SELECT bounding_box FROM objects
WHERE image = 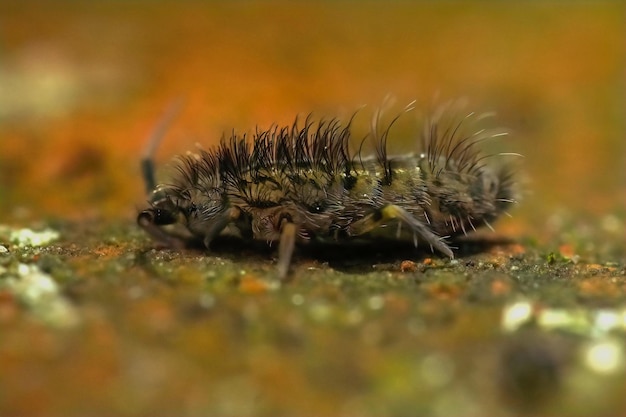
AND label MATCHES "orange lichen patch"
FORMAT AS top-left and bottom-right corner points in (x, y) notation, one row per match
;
(238, 274), (271, 294)
(490, 279), (512, 296)
(508, 244), (526, 255)
(559, 244), (577, 259)
(384, 294), (410, 314)
(91, 245), (127, 258)
(423, 258), (433, 266)
(581, 264), (606, 274)
(578, 276), (621, 299)
(487, 246), (518, 262)
(400, 260), (417, 272)
(0, 290), (20, 323)
(129, 298), (176, 336)
(423, 282), (463, 300)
